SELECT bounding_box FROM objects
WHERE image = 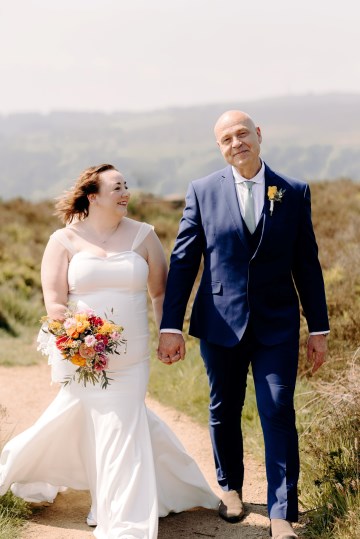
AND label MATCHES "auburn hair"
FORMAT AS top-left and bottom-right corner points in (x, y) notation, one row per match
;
(54, 164), (117, 224)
